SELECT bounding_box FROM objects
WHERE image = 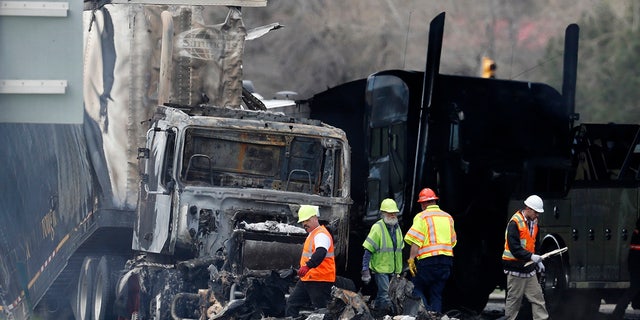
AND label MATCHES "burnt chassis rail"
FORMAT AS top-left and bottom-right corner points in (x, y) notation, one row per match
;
(169, 267), (298, 320)
(119, 227), (305, 320)
(185, 227), (305, 319)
